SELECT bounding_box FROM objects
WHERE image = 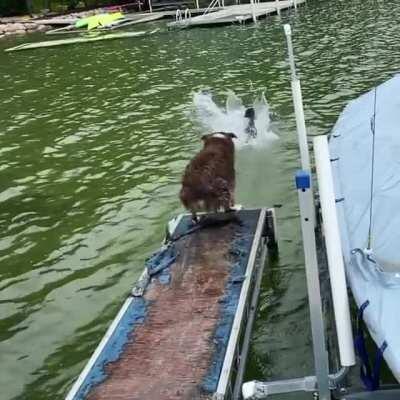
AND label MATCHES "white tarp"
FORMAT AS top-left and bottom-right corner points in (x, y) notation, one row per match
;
(329, 74), (400, 382)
